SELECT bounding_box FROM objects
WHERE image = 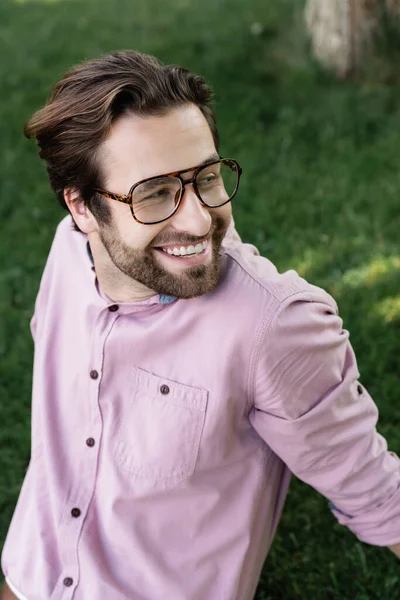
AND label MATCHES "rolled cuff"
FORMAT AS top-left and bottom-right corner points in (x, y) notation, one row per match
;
(328, 451), (400, 547)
